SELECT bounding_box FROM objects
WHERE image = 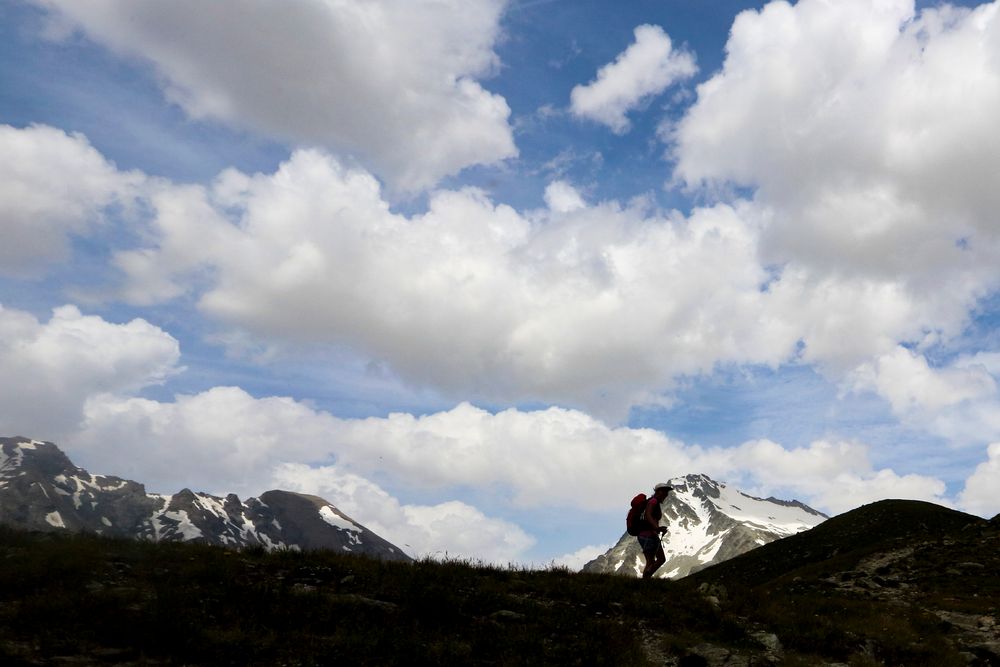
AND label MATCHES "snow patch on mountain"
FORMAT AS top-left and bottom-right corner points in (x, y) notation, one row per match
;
(713, 483), (822, 534)
(319, 505), (362, 533)
(583, 473), (826, 579)
(154, 509), (203, 540)
(0, 436), (411, 561)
